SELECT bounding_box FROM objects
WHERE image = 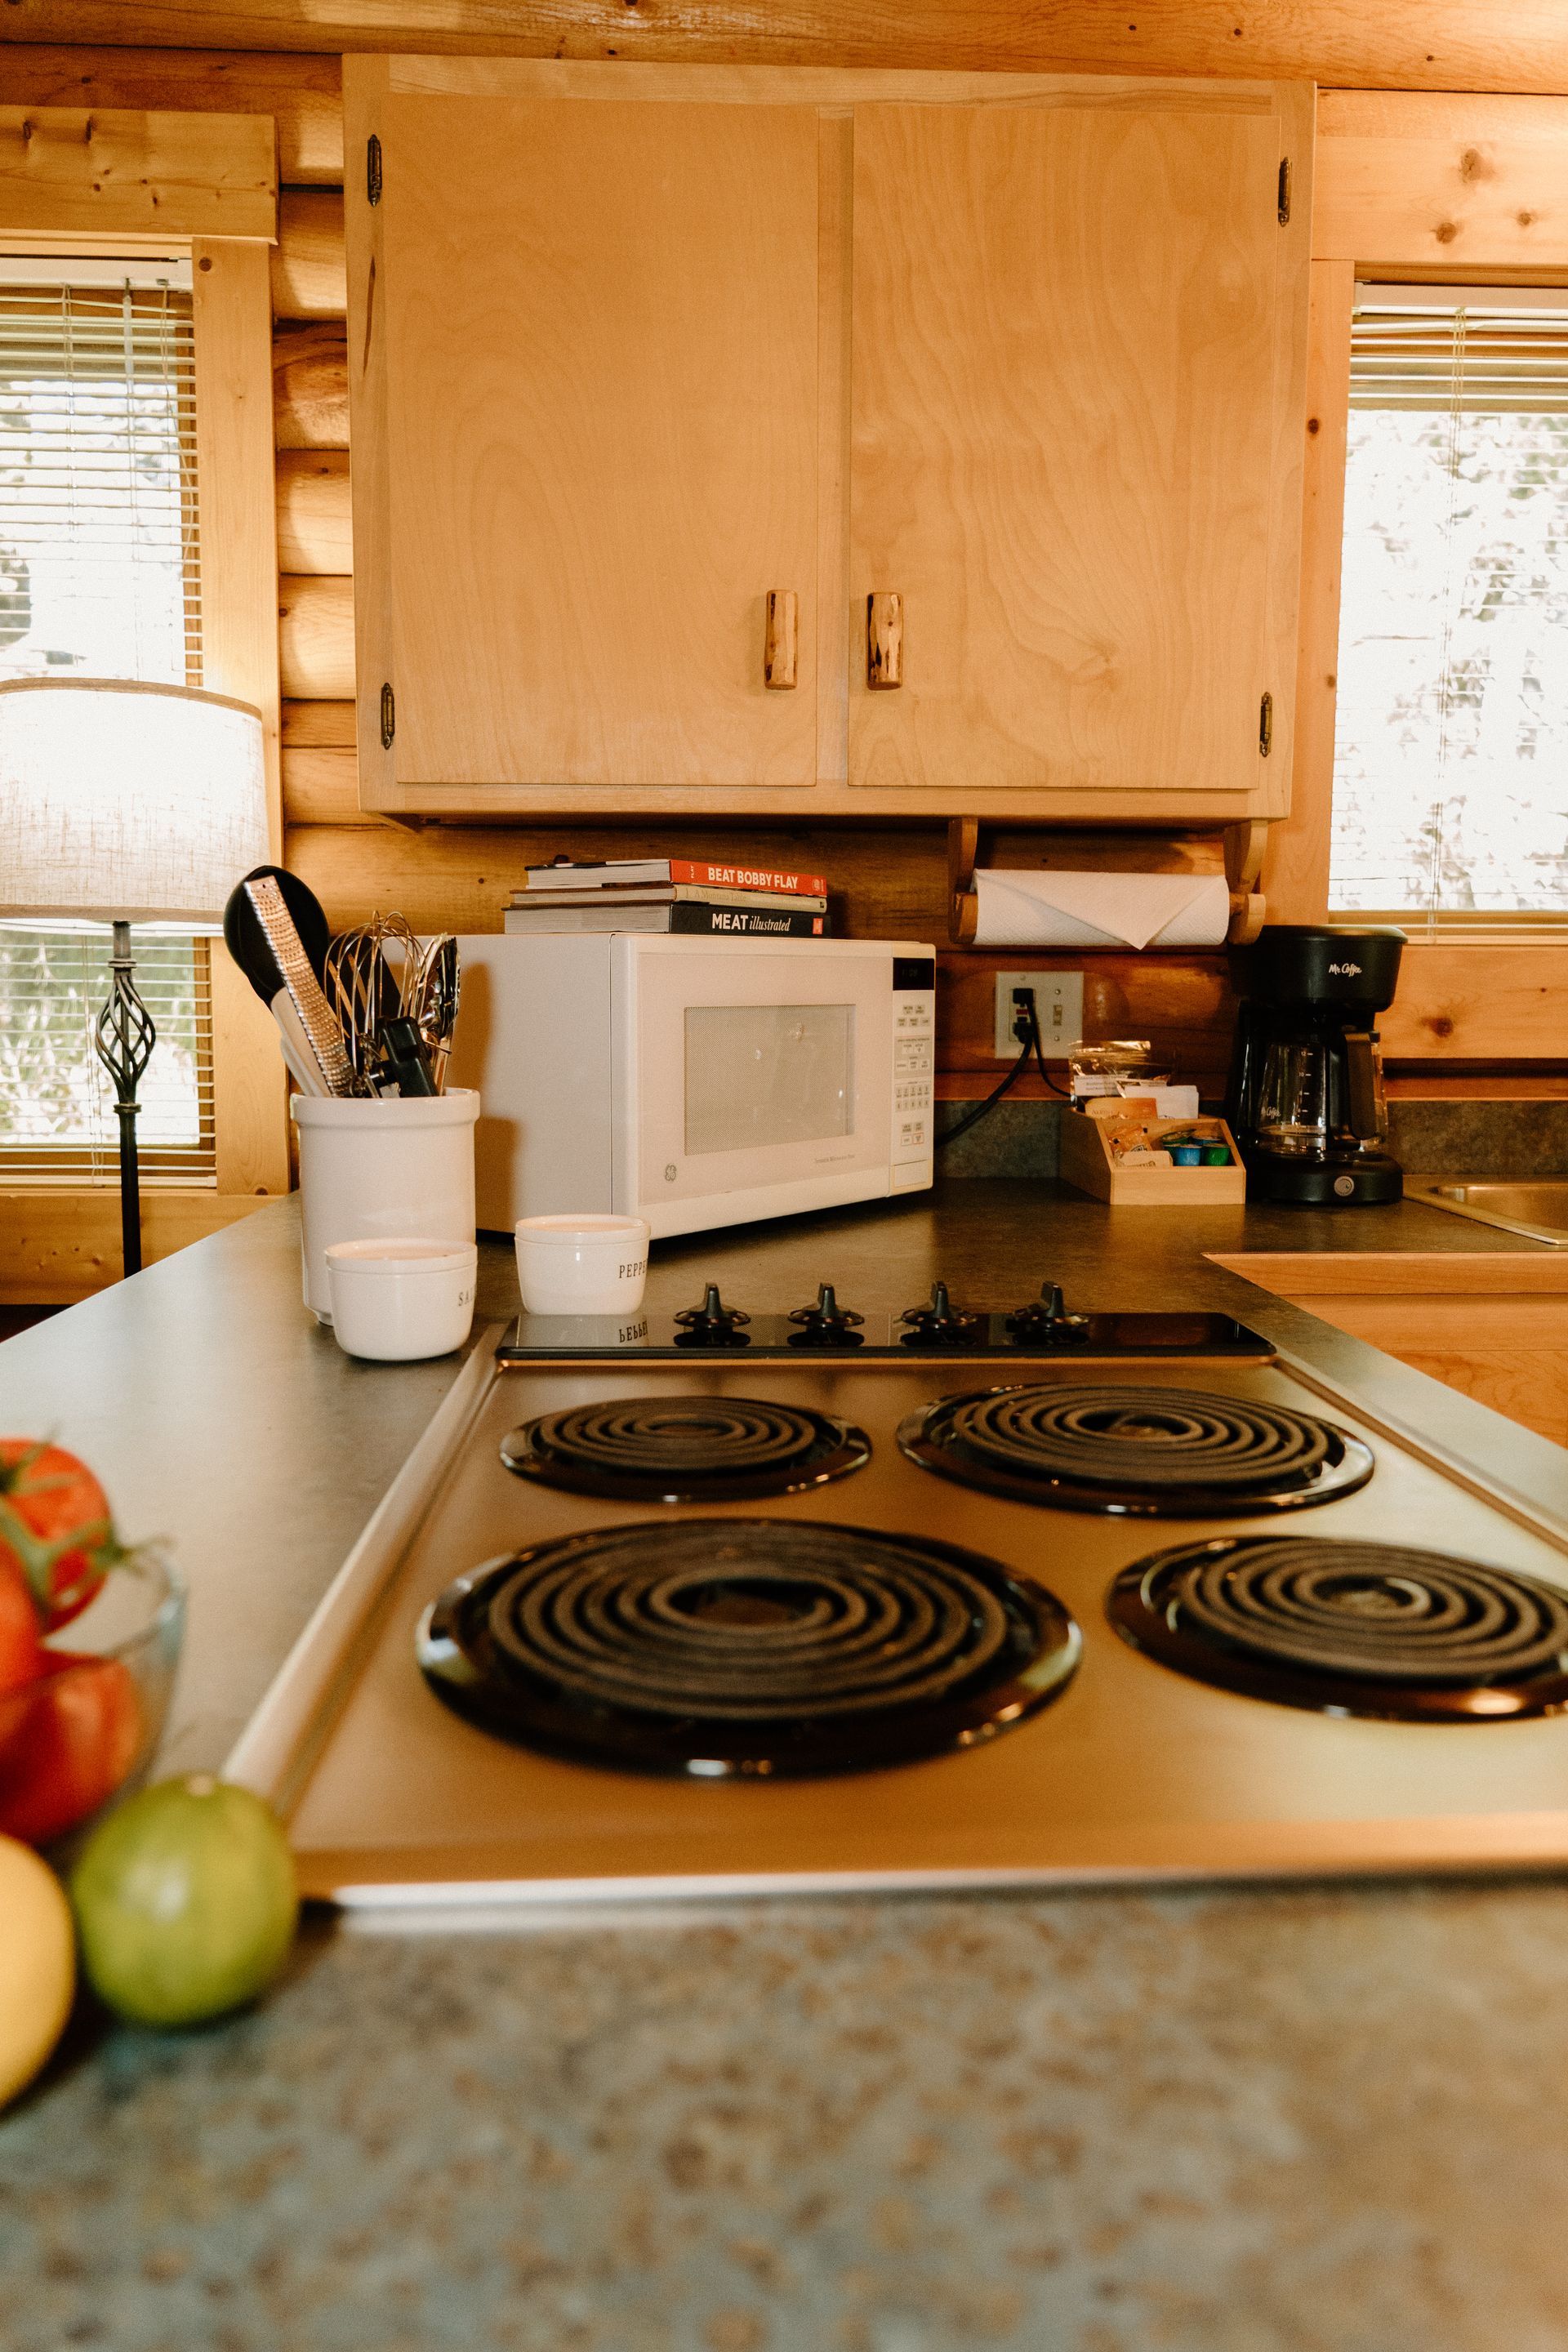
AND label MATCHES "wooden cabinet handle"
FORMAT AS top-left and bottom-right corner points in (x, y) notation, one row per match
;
(867, 592), (903, 689)
(764, 590), (798, 690)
